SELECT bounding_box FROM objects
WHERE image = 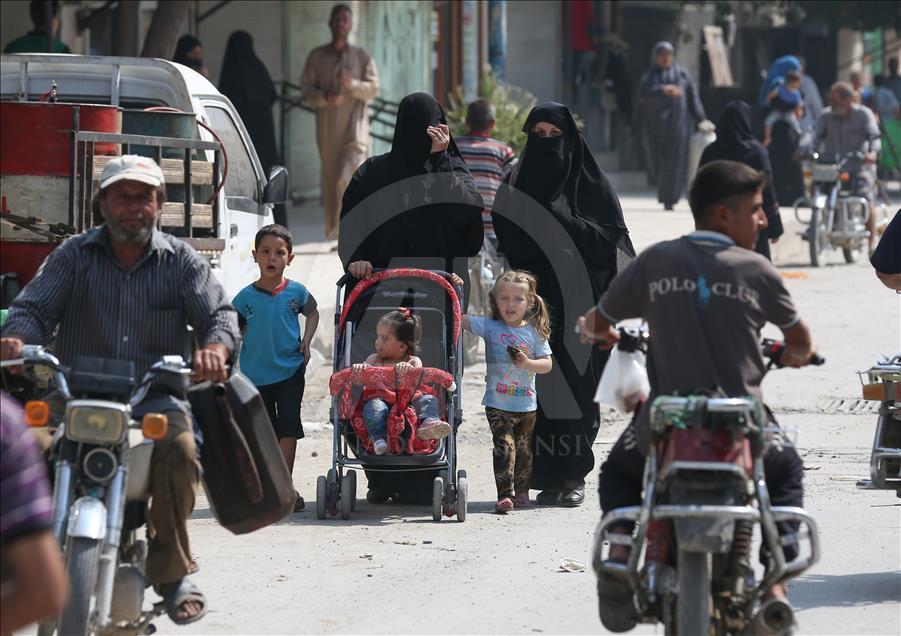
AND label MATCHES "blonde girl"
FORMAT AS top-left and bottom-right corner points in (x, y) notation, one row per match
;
(462, 271), (552, 513)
